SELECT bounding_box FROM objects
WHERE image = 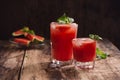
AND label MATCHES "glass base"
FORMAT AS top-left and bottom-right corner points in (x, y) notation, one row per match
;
(50, 59), (73, 68)
(74, 61), (95, 69)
